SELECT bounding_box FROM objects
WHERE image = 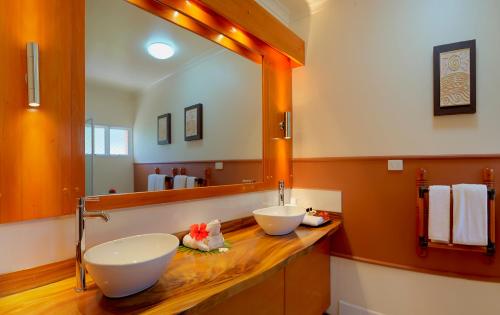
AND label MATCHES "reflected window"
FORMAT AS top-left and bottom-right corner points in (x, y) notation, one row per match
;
(94, 126), (107, 155)
(109, 128), (130, 156)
